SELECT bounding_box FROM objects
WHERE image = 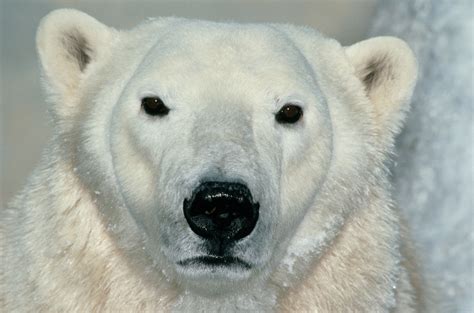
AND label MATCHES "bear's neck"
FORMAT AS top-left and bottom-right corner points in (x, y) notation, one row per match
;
(4, 155), (177, 311)
(171, 287), (279, 313)
(275, 198), (403, 311)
